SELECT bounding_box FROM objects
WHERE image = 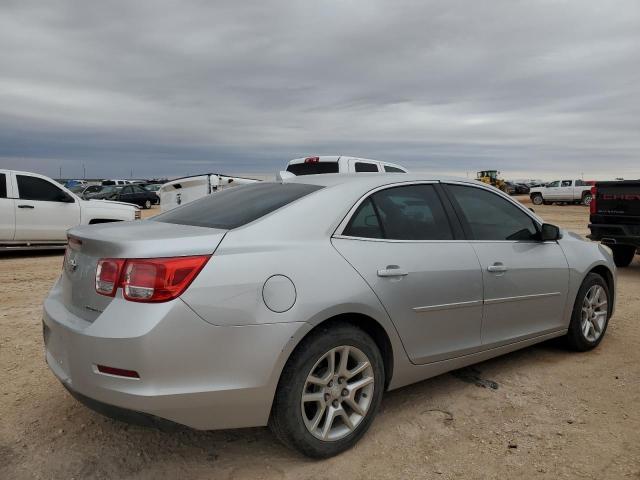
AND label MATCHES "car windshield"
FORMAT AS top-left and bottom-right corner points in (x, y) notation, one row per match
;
(152, 182), (323, 229)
